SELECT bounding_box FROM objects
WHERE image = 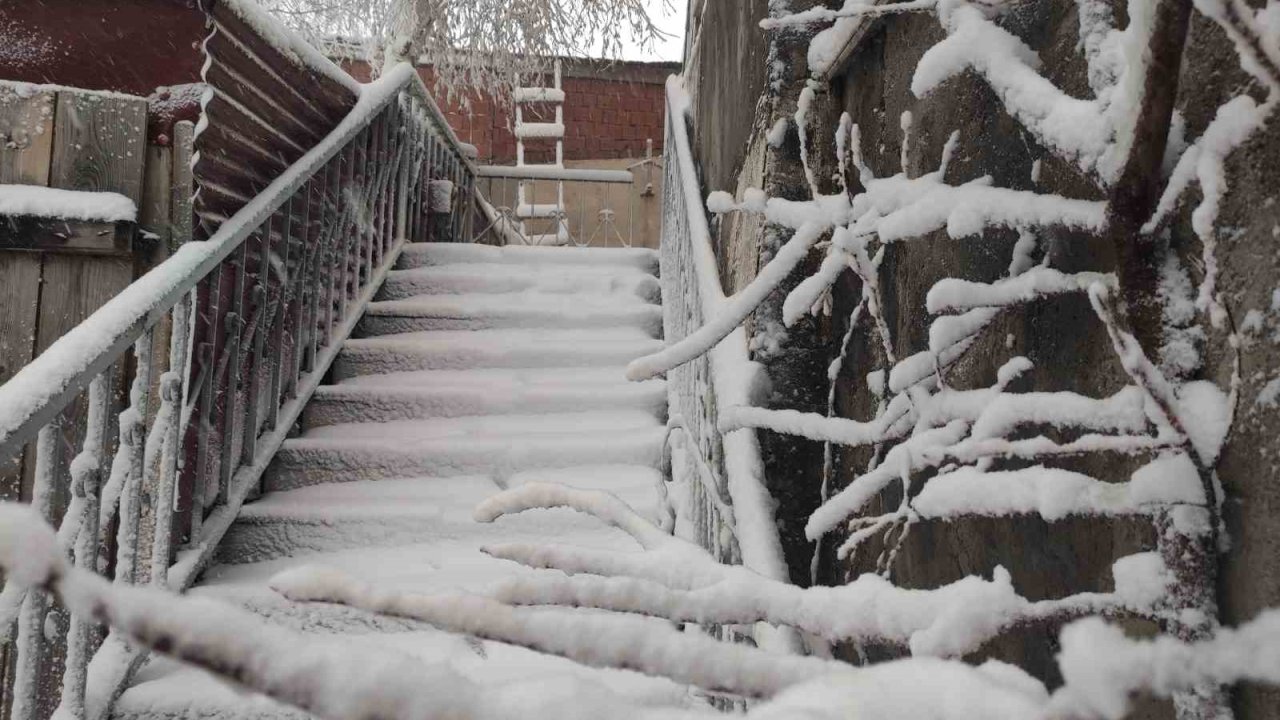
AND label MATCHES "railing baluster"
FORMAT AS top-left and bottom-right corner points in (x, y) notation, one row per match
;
(452, 155), (464, 243)
(242, 216), (272, 466)
(185, 337), (213, 546)
(267, 199), (294, 432)
(217, 243), (248, 506)
(304, 168), (330, 370)
(115, 332), (153, 585)
(321, 154), (343, 349)
(360, 121), (375, 286)
(292, 178), (318, 389)
(337, 141), (357, 324)
(395, 103), (411, 244)
(10, 420), (61, 719)
(150, 292), (192, 587)
(376, 109), (391, 267)
(57, 371), (114, 718)
(362, 123), (378, 284)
